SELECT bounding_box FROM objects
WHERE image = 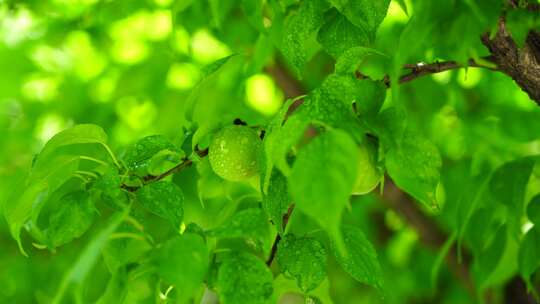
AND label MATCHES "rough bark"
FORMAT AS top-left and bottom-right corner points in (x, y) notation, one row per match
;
(481, 20), (540, 105)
